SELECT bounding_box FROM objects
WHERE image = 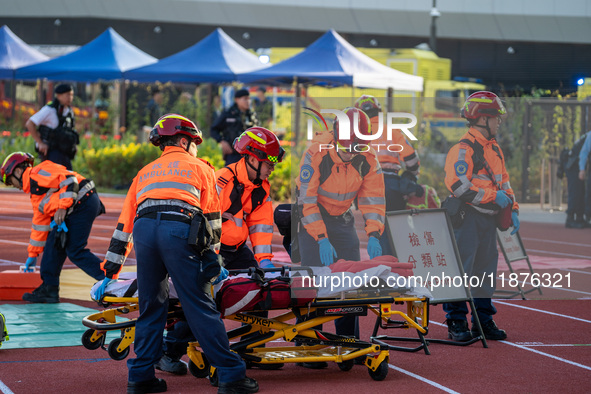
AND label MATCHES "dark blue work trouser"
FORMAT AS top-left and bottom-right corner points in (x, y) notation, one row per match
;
(566, 166), (585, 217)
(442, 207), (499, 325)
(584, 167), (591, 217)
(40, 192), (104, 286)
(379, 173), (407, 256)
(128, 215), (245, 384)
(162, 244), (263, 360)
(297, 209), (360, 337)
(46, 149), (72, 170)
